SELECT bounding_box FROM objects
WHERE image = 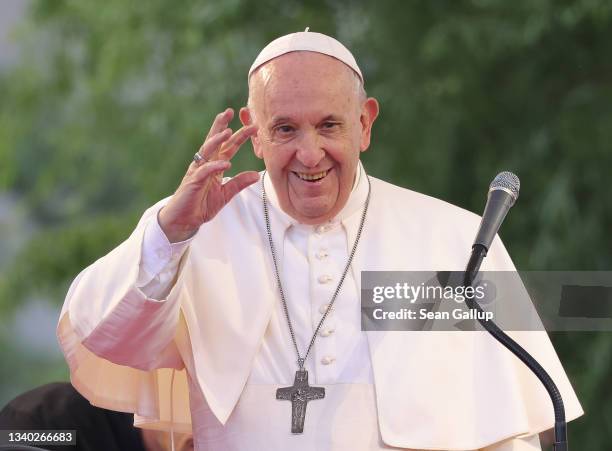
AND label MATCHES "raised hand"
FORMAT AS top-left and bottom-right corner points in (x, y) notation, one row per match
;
(158, 108), (259, 243)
